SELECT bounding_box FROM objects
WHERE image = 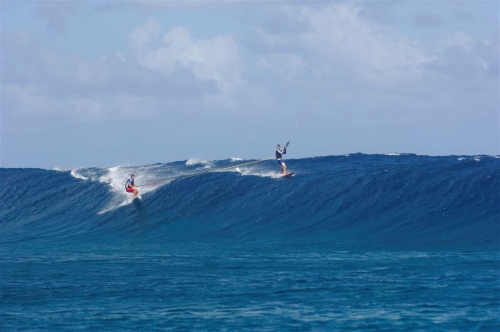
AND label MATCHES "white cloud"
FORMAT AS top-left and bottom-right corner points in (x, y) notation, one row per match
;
(478, 58), (489, 70)
(129, 19), (242, 93)
(256, 52), (307, 79)
(448, 31), (476, 53)
(254, 3), (436, 83)
(68, 96), (106, 120)
(3, 83), (108, 120)
(2, 84), (61, 117)
(2, 83), (155, 121)
(129, 17), (161, 52)
(115, 51), (126, 62)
